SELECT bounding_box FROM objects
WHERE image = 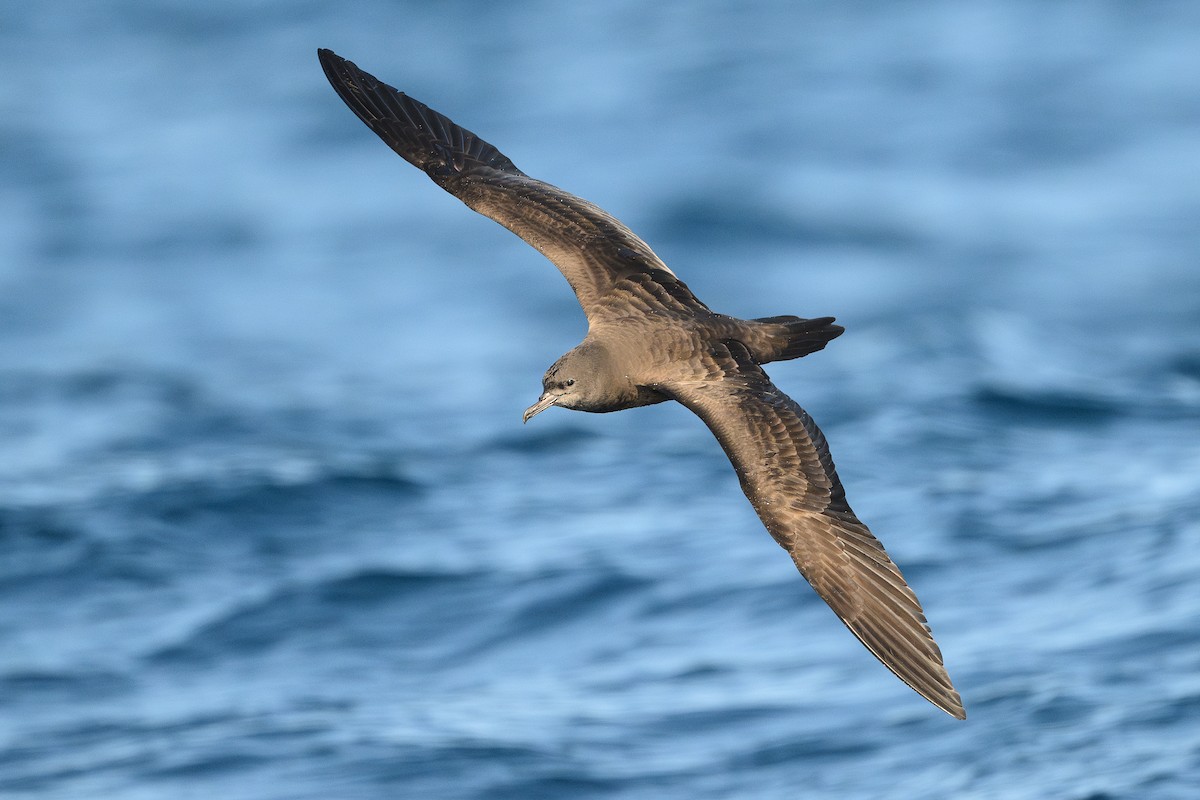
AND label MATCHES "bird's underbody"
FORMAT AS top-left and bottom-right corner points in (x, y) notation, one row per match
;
(318, 48), (965, 719)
